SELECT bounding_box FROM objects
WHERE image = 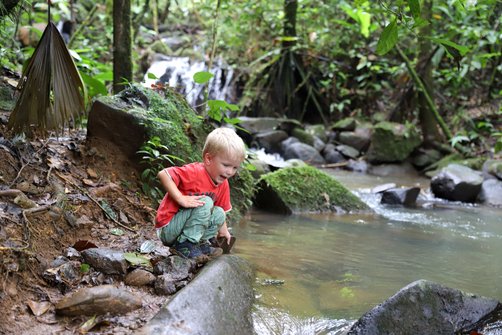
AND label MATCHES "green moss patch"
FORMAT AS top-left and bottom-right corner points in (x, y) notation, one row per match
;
(254, 165), (369, 214)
